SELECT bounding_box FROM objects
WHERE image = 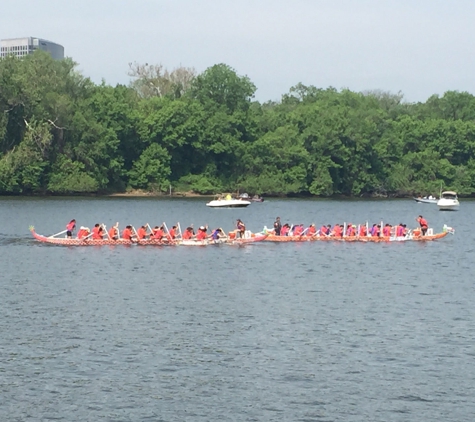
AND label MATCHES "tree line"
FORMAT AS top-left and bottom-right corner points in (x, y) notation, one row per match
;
(1, 51), (475, 197)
